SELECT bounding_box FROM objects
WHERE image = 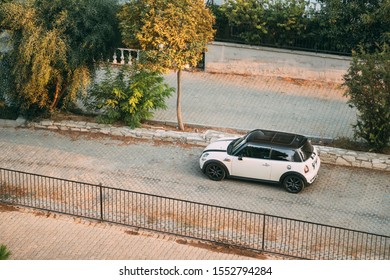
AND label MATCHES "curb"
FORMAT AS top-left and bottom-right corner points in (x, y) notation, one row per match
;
(2, 118), (390, 172)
